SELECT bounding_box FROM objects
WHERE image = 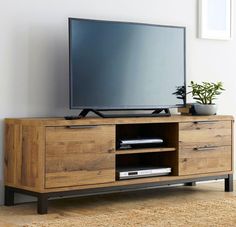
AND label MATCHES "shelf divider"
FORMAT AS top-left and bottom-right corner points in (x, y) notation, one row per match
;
(116, 147), (176, 155)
